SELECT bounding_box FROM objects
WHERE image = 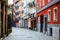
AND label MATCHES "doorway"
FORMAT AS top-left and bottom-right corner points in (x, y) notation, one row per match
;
(40, 15), (43, 32)
(1, 13), (3, 37)
(31, 20), (36, 30)
(5, 15), (6, 34)
(34, 19), (36, 30)
(50, 28), (52, 36)
(37, 17), (40, 32)
(24, 19), (28, 29)
(44, 17), (47, 33)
